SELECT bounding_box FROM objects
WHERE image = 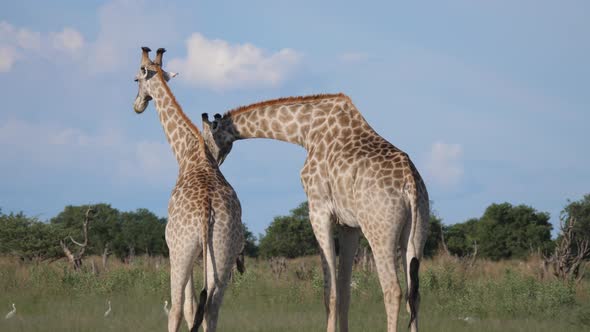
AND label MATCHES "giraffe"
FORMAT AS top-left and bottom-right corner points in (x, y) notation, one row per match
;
(132, 47), (244, 332)
(201, 94), (429, 332)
